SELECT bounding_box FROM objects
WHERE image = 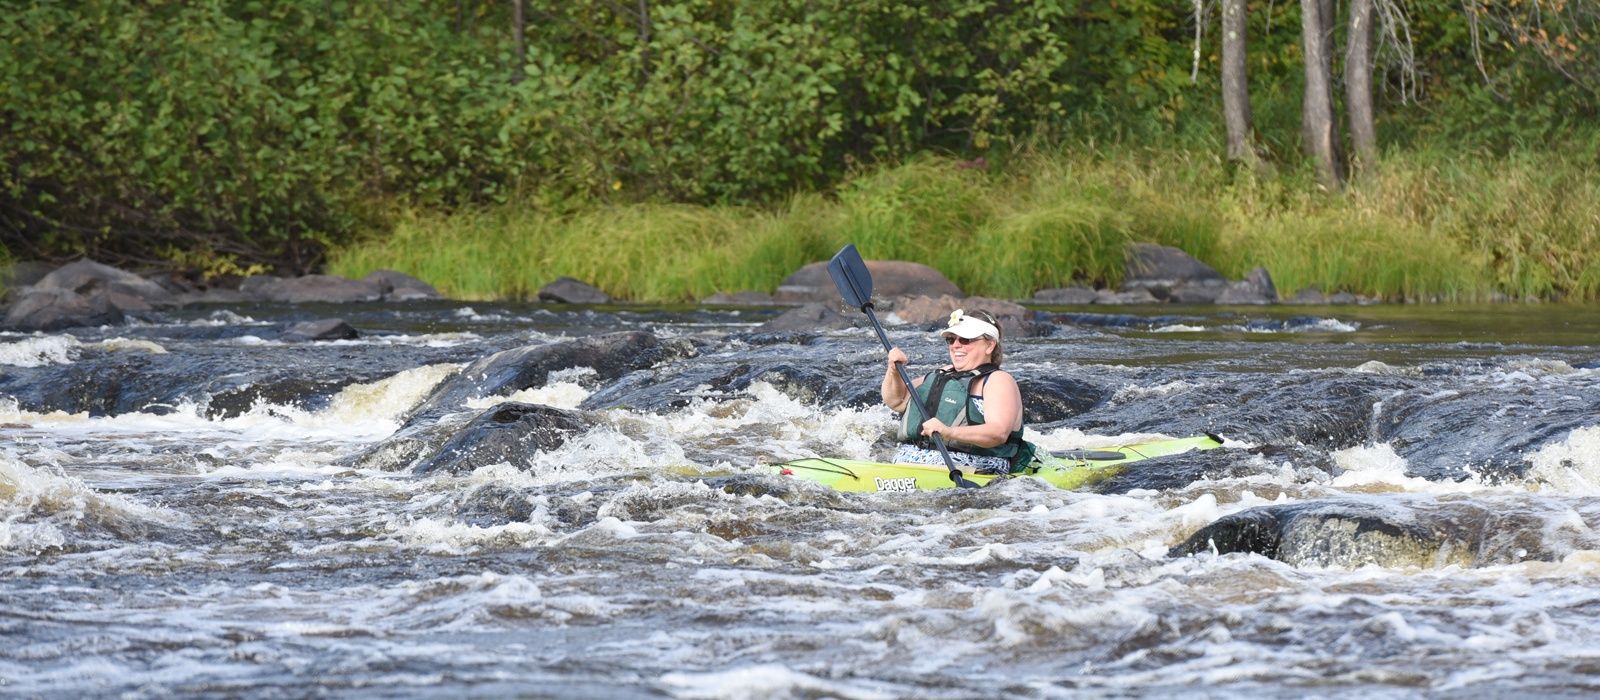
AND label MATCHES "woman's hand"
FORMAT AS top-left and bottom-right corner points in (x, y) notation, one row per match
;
(919, 417), (950, 438)
(887, 347), (908, 367)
